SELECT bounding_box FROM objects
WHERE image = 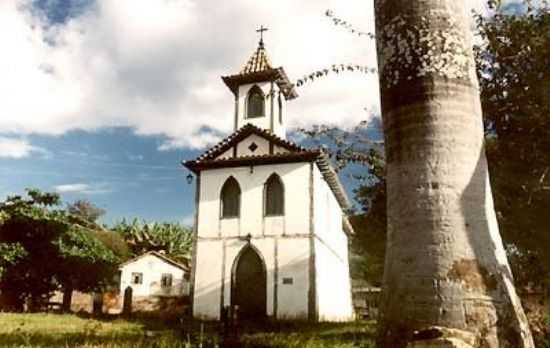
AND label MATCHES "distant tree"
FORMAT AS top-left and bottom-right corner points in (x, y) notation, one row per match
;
(67, 199), (106, 224)
(0, 189), (118, 312)
(474, 2), (550, 291)
(112, 219), (192, 263)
